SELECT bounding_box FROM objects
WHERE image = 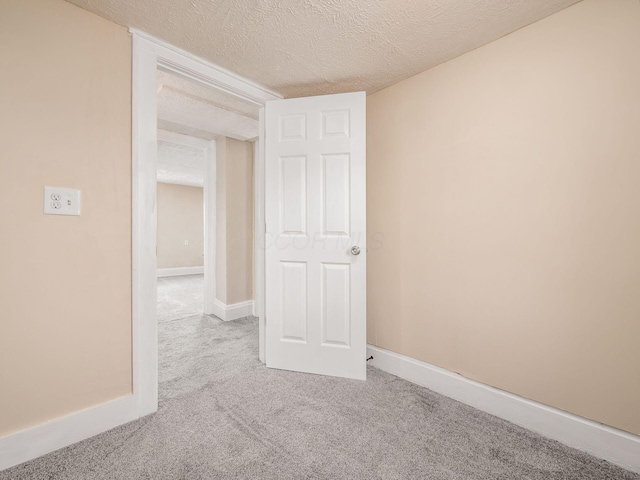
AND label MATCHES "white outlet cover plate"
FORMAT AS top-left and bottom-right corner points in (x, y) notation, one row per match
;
(44, 186), (81, 216)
